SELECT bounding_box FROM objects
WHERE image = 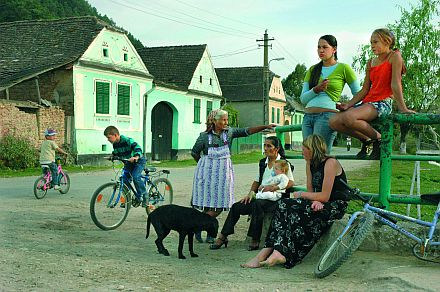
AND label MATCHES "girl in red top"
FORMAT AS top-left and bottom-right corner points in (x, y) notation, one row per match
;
(329, 28), (415, 159)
